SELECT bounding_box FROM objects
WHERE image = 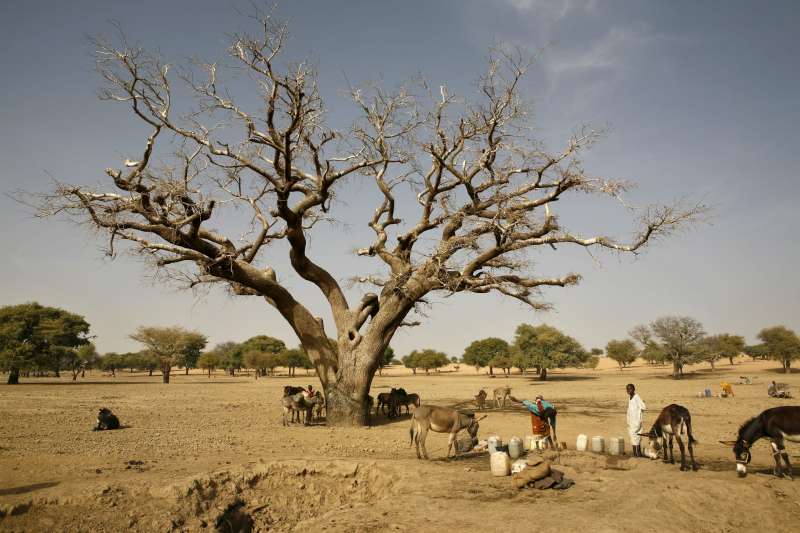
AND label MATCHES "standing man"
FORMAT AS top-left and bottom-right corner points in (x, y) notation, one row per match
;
(626, 384), (646, 457)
